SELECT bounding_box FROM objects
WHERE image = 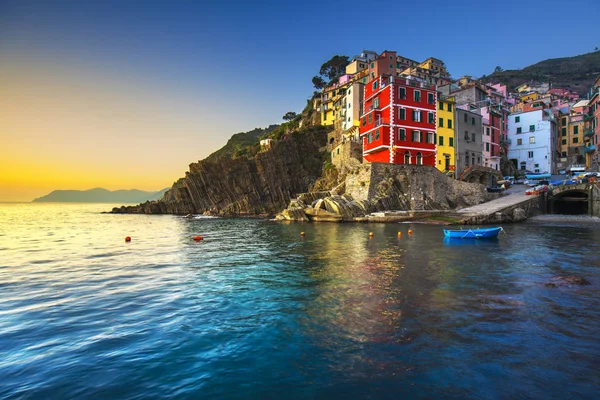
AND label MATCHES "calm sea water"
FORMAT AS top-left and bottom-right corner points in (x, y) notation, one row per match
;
(1, 203), (600, 399)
